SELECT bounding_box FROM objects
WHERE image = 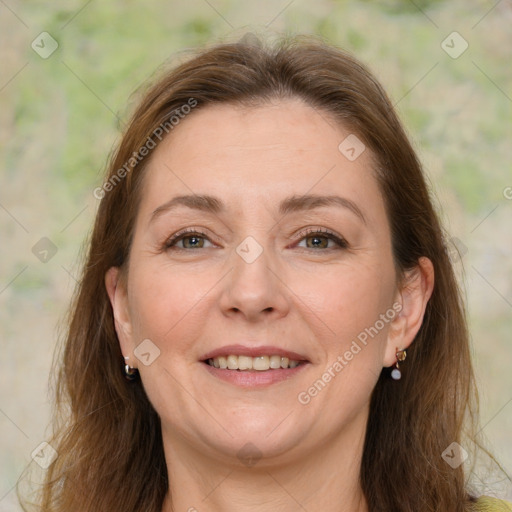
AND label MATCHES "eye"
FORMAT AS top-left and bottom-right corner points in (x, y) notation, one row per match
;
(164, 229), (215, 250)
(295, 228), (348, 250)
